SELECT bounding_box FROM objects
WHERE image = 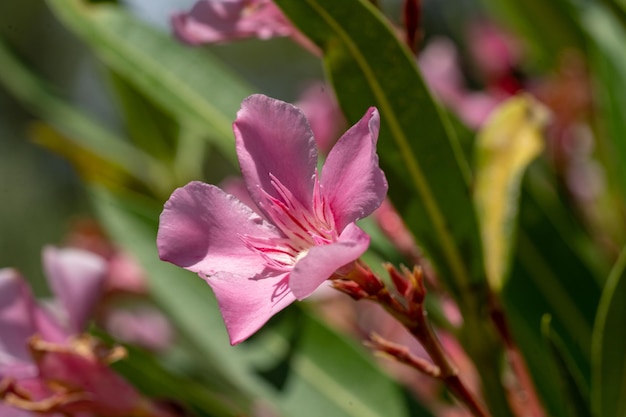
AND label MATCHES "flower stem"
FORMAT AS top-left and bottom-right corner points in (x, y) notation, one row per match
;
(338, 262), (491, 417)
